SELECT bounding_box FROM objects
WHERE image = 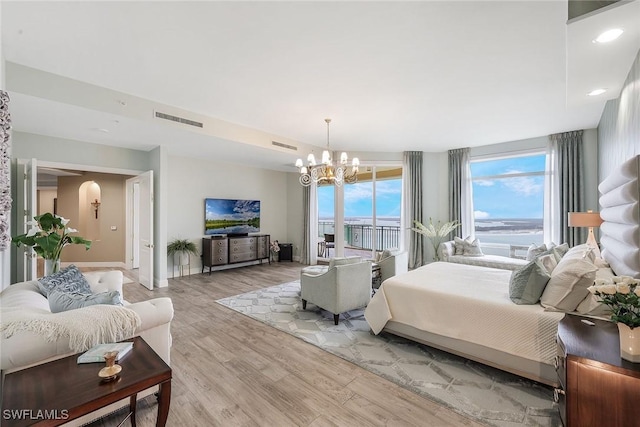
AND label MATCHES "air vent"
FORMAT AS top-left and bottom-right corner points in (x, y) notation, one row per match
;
(272, 141), (297, 151)
(154, 111), (203, 128)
